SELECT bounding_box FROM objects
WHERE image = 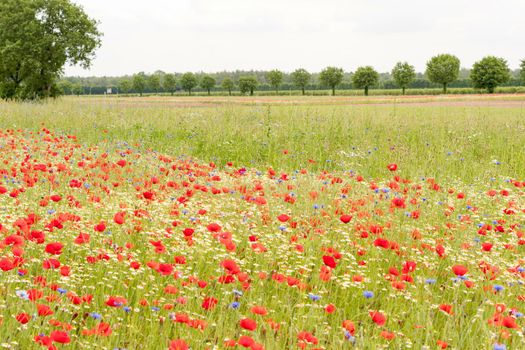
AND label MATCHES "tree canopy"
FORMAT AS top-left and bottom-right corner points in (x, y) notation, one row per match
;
(163, 74), (177, 95)
(118, 79), (131, 94)
(148, 74), (161, 93)
(221, 78), (234, 96)
(200, 75), (216, 95)
(0, 0), (101, 100)
(180, 73), (198, 95)
(391, 62), (416, 95)
(470, 56), (510, 93)
(425, 54), (460, 93)
(291, 69), (311, 95)
(239, 76), (258, 96)
(319, 67), (344, 95)
(352, 66), (379, 96)
(266, 70), (283, 93)
(132, 73), (146, 96)
(520, 59), (525, 85)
